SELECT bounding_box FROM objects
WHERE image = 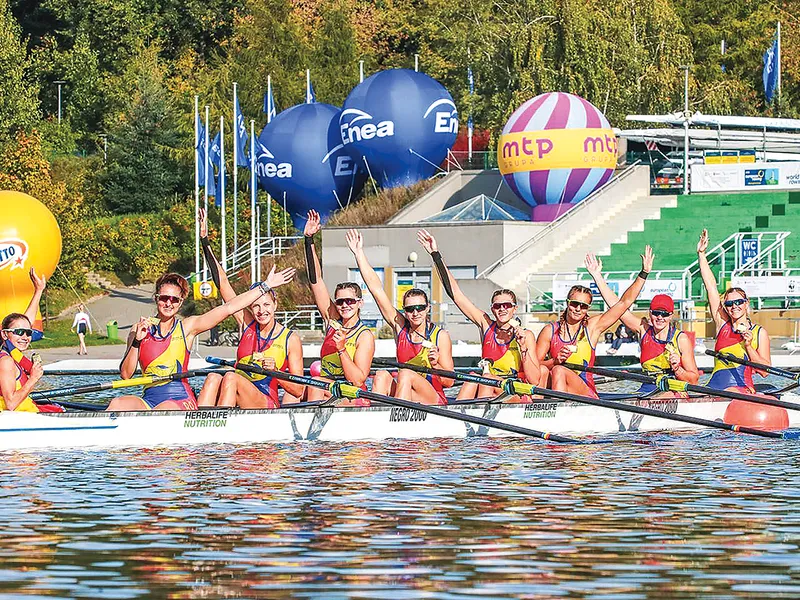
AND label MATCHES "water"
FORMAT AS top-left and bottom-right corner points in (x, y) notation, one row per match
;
(3, 374), (799, 597)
